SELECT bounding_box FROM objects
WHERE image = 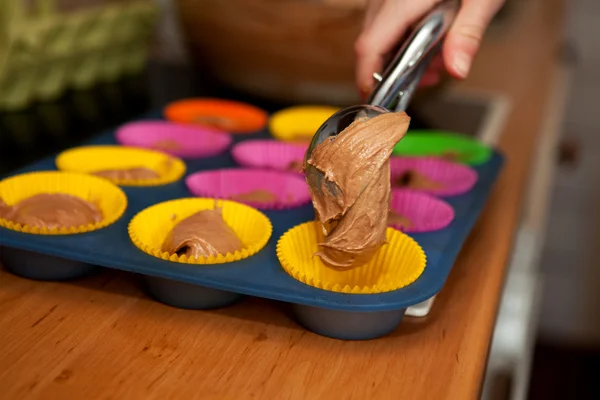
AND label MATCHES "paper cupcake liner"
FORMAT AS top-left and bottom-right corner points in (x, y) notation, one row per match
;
(56, 145), (186, 187)
(269, 105), (340, 142)
(128, 198), (272, 265)
(389, 189), (455, 233)
(231, 139), (307, 174)
(163, 98), (268, 134)
(0, 171), (127, 235)
(392, 131), (493, 165)
(390, 156), (478, 196)
(277, 222), (426, 294)
(115, 120), (232, 159)
(185, 168), (311, 210)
